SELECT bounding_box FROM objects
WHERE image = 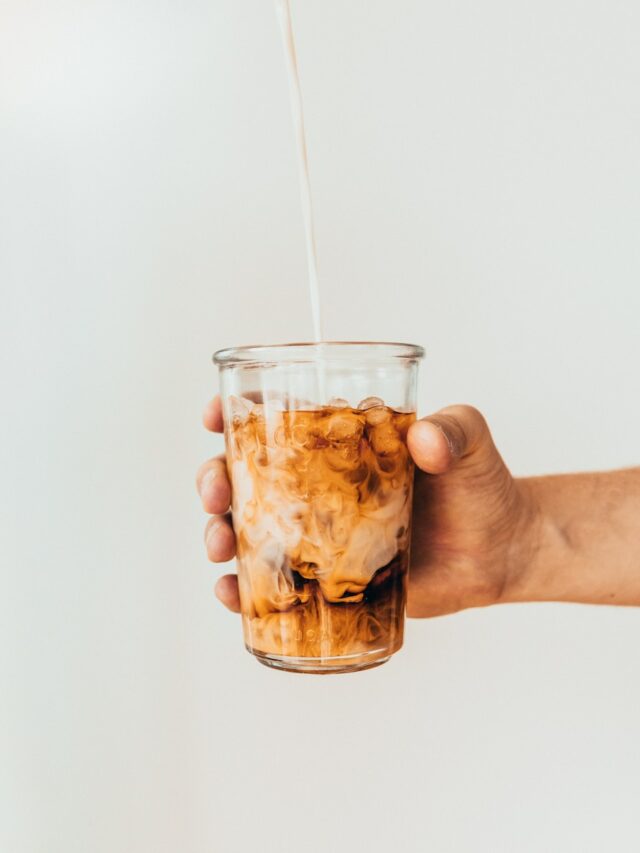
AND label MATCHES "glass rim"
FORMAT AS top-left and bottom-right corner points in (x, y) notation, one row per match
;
(213, 341), (425, 367)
